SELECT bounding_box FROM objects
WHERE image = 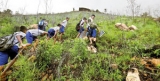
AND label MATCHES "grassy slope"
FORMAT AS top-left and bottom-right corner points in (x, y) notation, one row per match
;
(1, 11), (160, 81)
